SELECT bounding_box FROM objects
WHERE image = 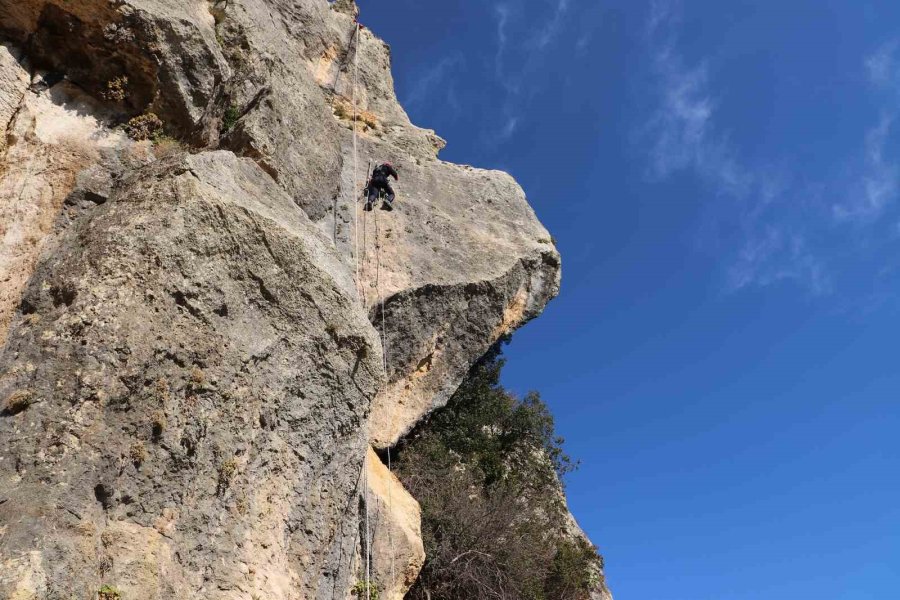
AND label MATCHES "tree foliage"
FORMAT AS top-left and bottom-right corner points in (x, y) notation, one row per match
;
(395, 345), (604, 600)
